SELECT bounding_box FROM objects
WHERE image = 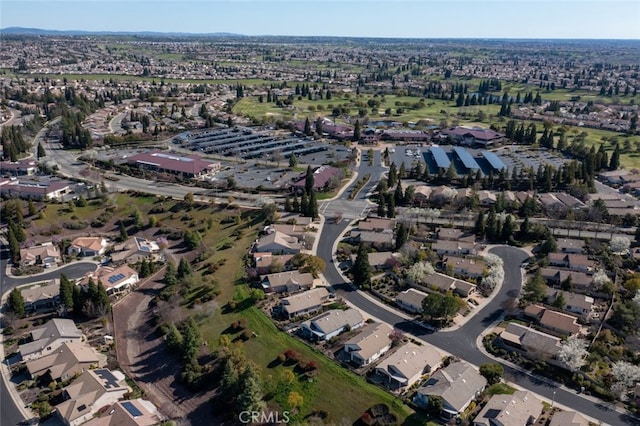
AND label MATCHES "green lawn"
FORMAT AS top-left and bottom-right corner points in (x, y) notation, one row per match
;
(486, 383), (516, 396)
